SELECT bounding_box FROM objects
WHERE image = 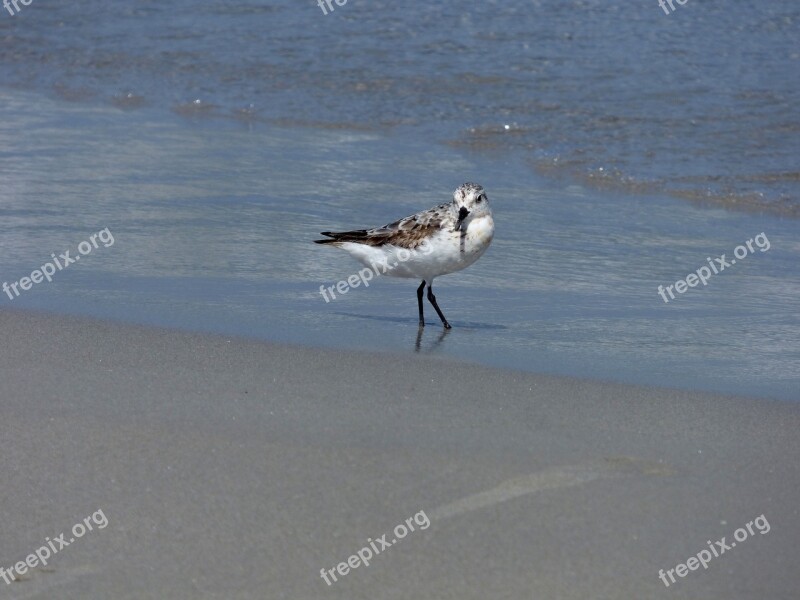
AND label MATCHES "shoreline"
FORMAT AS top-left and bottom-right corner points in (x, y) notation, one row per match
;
(2, 87), (797, 402)
(3, 305), (794, 406)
